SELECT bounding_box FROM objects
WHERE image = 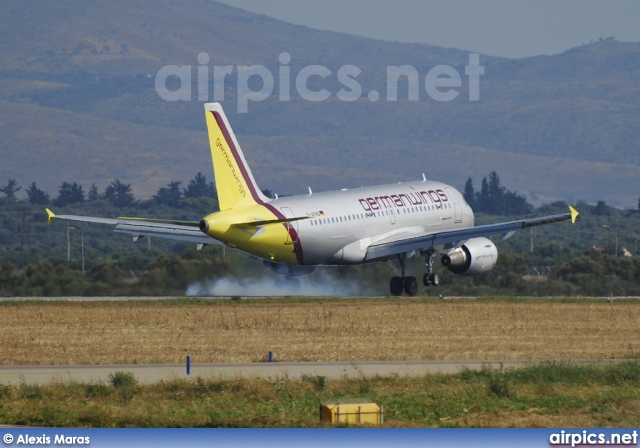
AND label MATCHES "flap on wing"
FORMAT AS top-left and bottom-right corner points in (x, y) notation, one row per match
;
(114, 223), (216, 245)
(115, 216), (201, 227)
